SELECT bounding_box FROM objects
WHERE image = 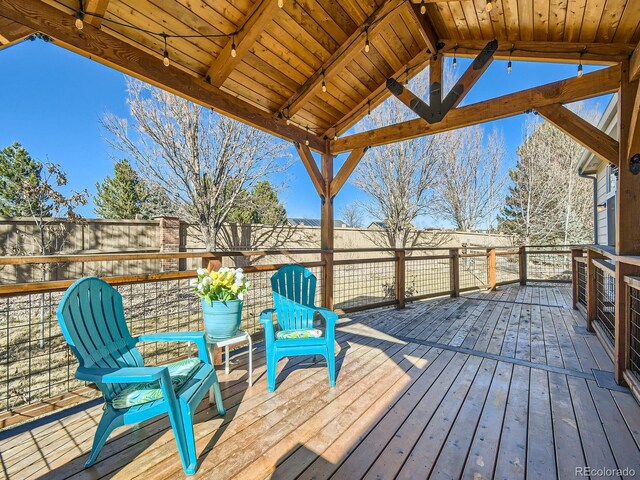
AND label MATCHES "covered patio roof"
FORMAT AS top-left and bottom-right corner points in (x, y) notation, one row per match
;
(0, 0), (638, 153)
